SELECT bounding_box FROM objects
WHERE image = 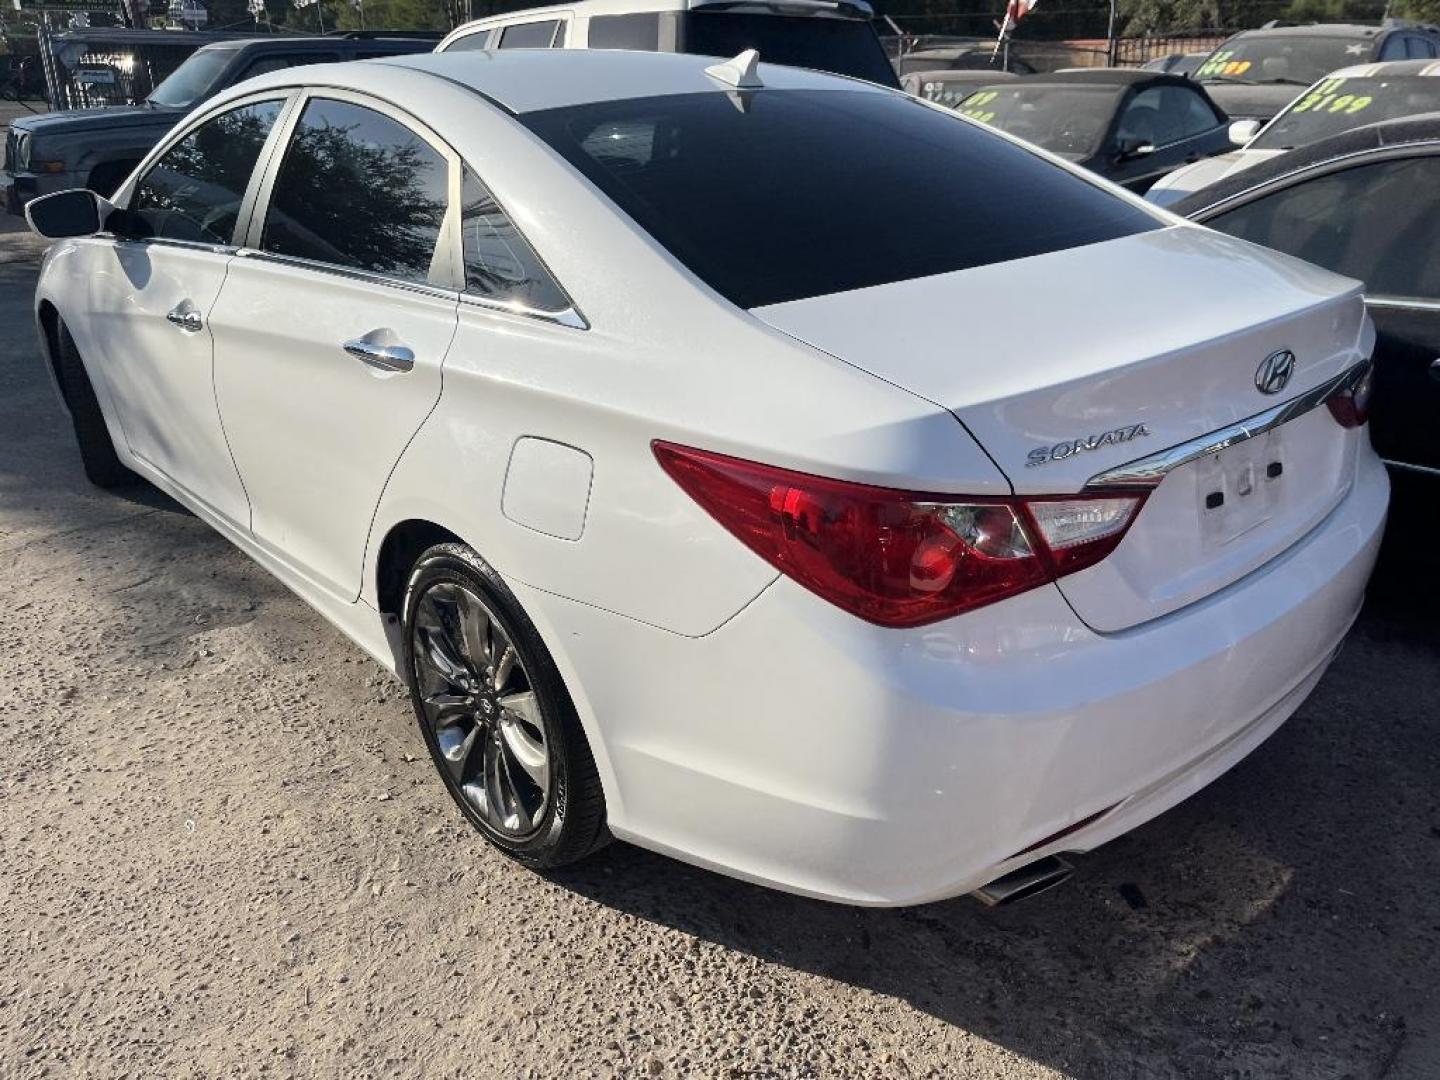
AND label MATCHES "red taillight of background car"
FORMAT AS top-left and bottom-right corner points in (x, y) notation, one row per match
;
(1326, 361), (1374, 429)
(654, 442), (1148, 628)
